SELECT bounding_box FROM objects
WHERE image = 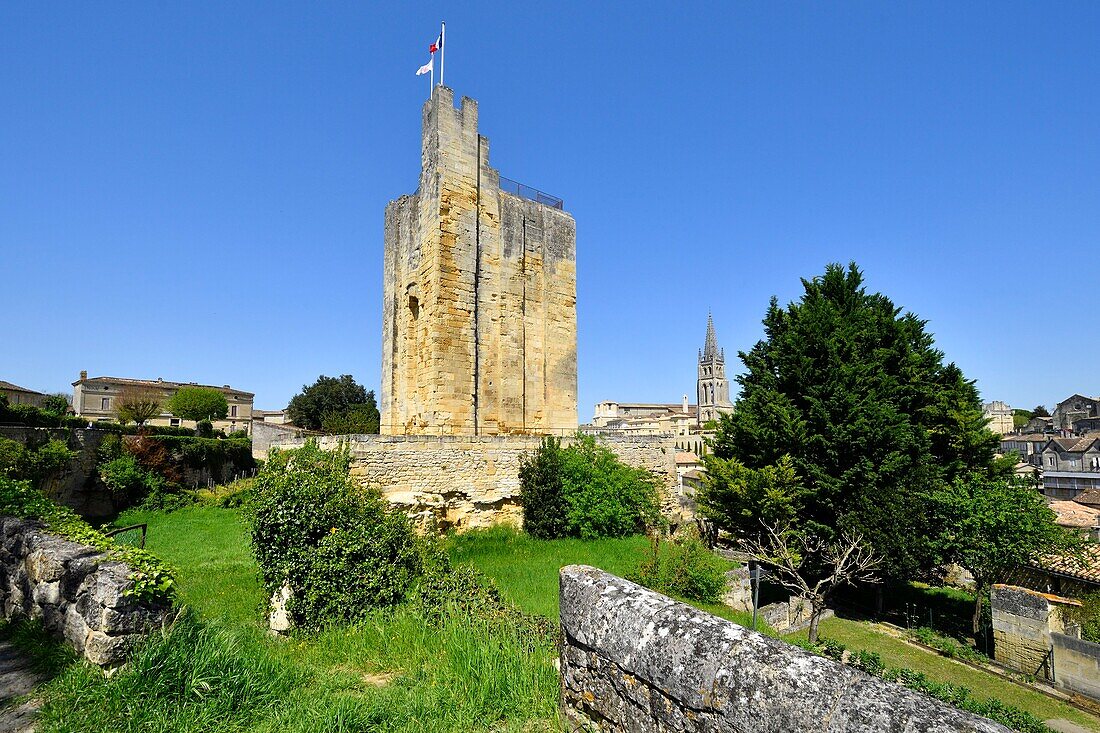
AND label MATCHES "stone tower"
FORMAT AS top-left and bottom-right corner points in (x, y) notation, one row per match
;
(381, 87), (578, 435)
(697, 314), (734, 424)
